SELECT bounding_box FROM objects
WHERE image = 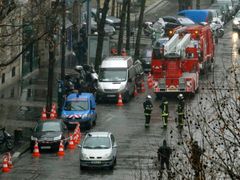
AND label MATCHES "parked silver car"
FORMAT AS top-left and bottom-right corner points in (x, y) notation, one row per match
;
(79, 132), (117, 170)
